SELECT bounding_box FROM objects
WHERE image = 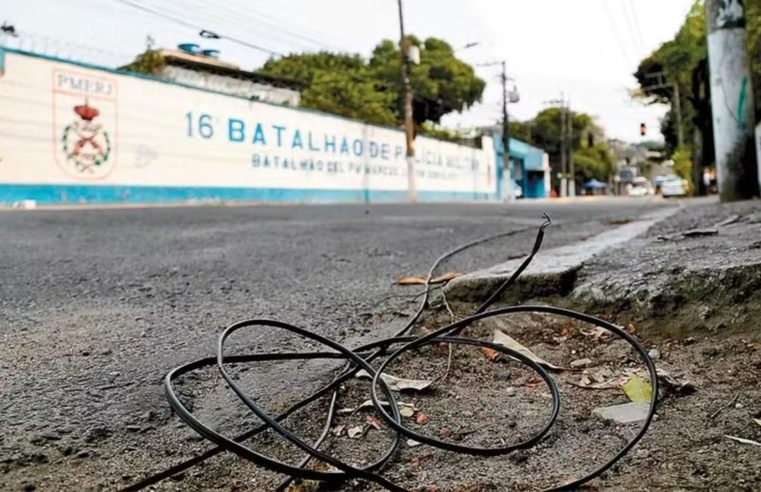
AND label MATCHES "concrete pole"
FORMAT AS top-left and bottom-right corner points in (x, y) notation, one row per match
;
(397, 0), (417, 202)
(559, 95), (567, 198)
(501, 61), (515, 203)
(567, 99), (576, 197)
(706, 0), (758, 201)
